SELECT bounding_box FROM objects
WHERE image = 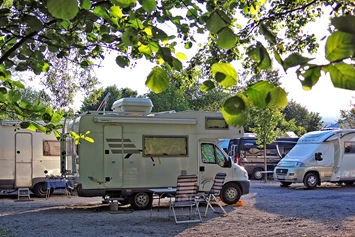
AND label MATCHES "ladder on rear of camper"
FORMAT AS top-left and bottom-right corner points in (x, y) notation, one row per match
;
(17, 188), (31, 200)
